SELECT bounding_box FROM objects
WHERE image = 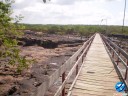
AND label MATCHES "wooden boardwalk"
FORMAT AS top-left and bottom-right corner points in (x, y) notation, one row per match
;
(69, 34), (120, 96)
